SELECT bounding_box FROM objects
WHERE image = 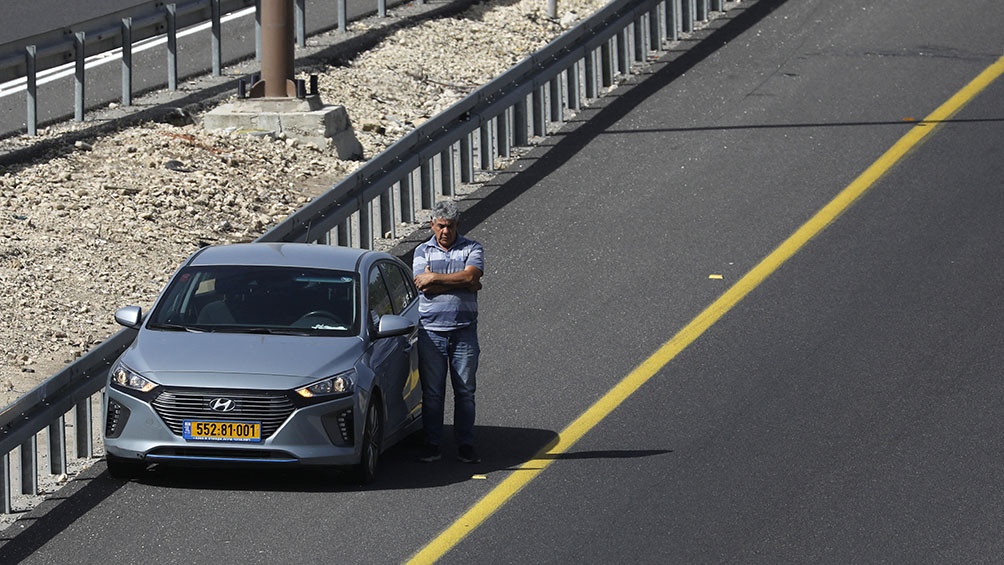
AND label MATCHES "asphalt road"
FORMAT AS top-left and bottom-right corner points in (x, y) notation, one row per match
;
(3, 0), (1004, 562)
(0, 1), (146, 45)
